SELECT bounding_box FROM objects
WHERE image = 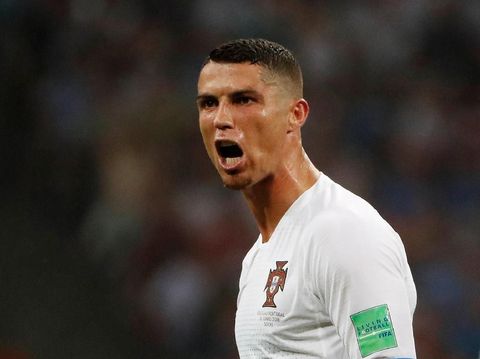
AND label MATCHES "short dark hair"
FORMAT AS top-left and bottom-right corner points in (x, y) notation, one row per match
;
(203, 38), (303, 96)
